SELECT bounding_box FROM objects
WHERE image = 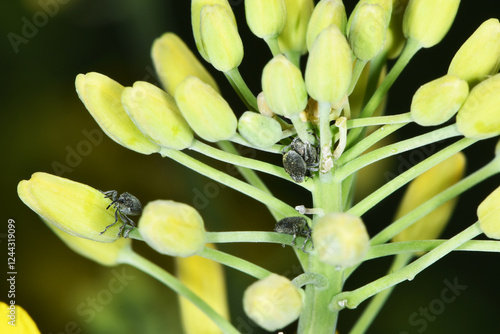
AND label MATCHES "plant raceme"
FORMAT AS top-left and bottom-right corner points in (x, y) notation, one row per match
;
(19, 0), (500, 333)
